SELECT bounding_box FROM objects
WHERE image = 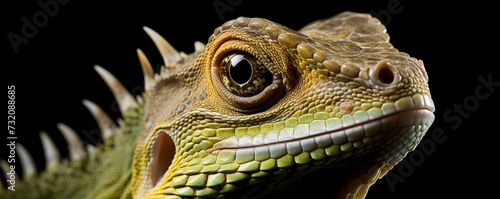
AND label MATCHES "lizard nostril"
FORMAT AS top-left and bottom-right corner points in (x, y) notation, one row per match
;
(371, 61), (398, 86)
(378, 66), (395, 84)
